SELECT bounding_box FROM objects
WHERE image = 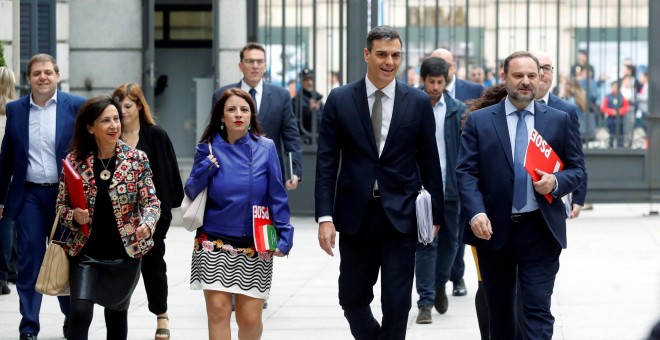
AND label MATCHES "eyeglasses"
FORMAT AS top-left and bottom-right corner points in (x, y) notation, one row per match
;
(243, 59), (265, 66)
(540, 65), (554, 74)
